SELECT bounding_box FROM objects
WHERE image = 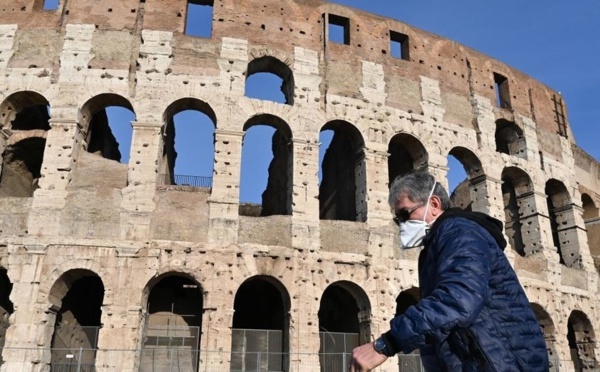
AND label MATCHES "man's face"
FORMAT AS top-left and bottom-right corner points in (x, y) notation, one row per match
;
(393, 193), (428, 224)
